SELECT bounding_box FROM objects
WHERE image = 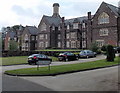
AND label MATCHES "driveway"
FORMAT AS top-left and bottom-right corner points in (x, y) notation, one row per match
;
(2, 54), (106, 72)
